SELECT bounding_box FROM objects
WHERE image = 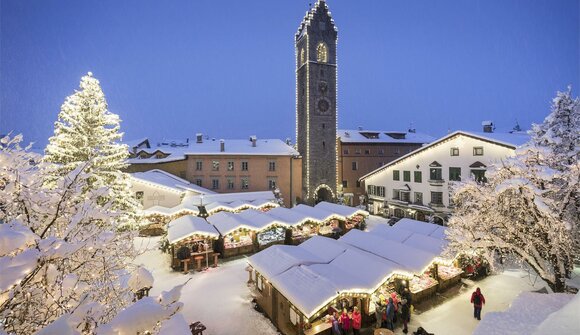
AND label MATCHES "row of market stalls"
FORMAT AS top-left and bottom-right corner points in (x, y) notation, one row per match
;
(247, 218), (462, 335)
(165, 201), (369, 268)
